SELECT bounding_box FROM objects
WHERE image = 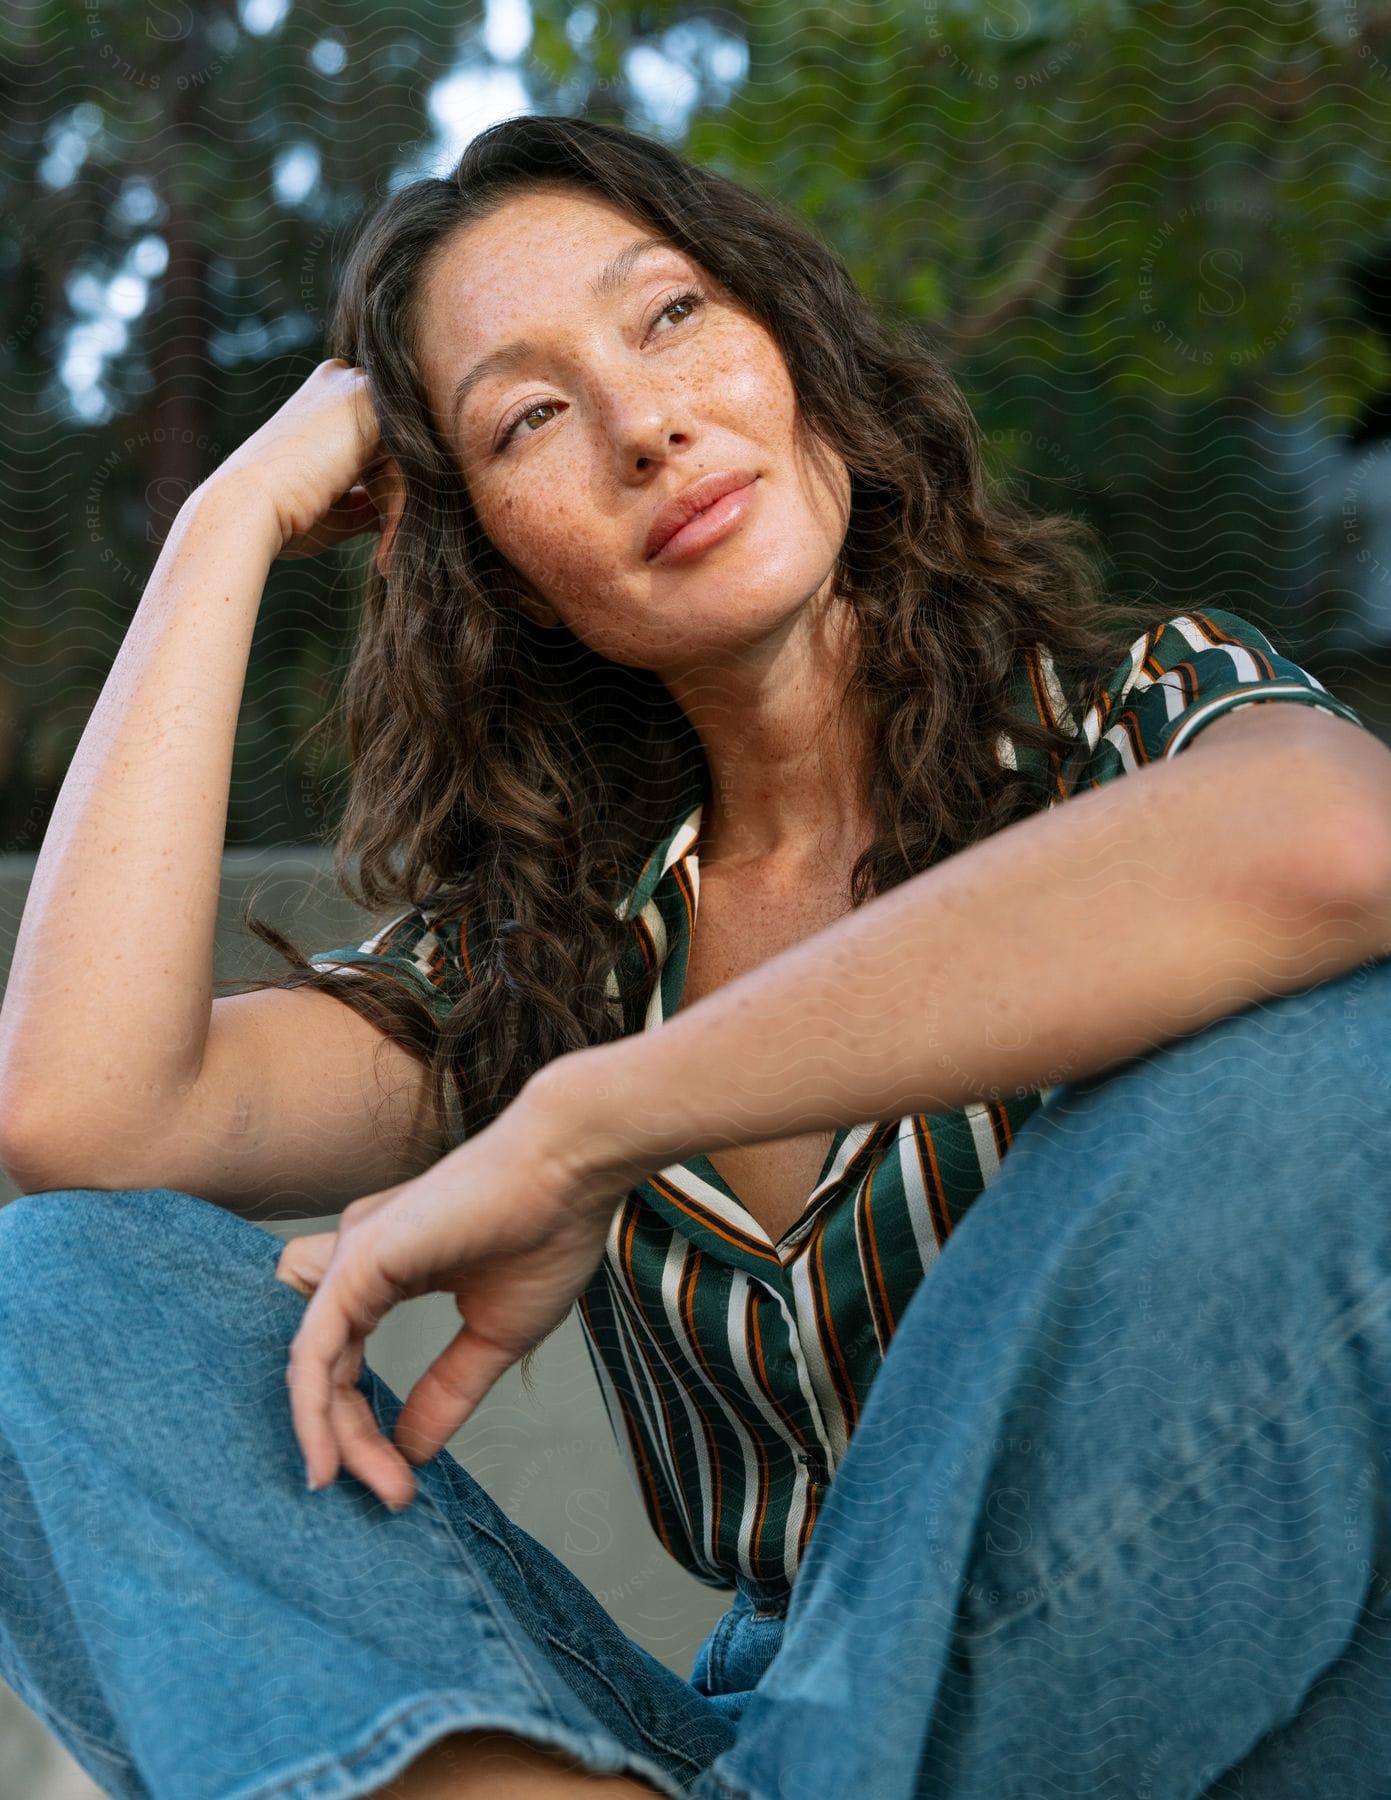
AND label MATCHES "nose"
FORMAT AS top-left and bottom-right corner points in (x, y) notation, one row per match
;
(599, 375), (692, 474)
(632, 426), (688, 472)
